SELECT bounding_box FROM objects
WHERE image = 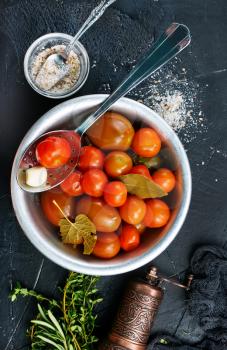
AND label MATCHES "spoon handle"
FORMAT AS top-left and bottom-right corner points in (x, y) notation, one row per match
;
(76, 23), (191, 135)
(65, 0), (116, 57)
